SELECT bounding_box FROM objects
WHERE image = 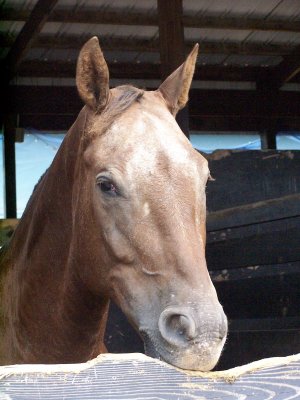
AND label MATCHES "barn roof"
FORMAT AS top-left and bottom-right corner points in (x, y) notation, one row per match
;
(1, 0), (300, 89)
